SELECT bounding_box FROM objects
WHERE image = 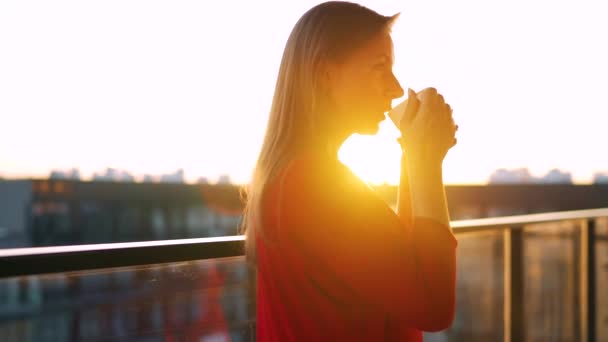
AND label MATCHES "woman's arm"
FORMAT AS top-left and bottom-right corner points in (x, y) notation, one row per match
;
(405, 154), (451, 228)
(393, 153), (455, 330)
(397, 143), (451, 230)
(397, 87), (455, 228)
(276, 157), (457, 331)
(392, 87), (457, 330)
